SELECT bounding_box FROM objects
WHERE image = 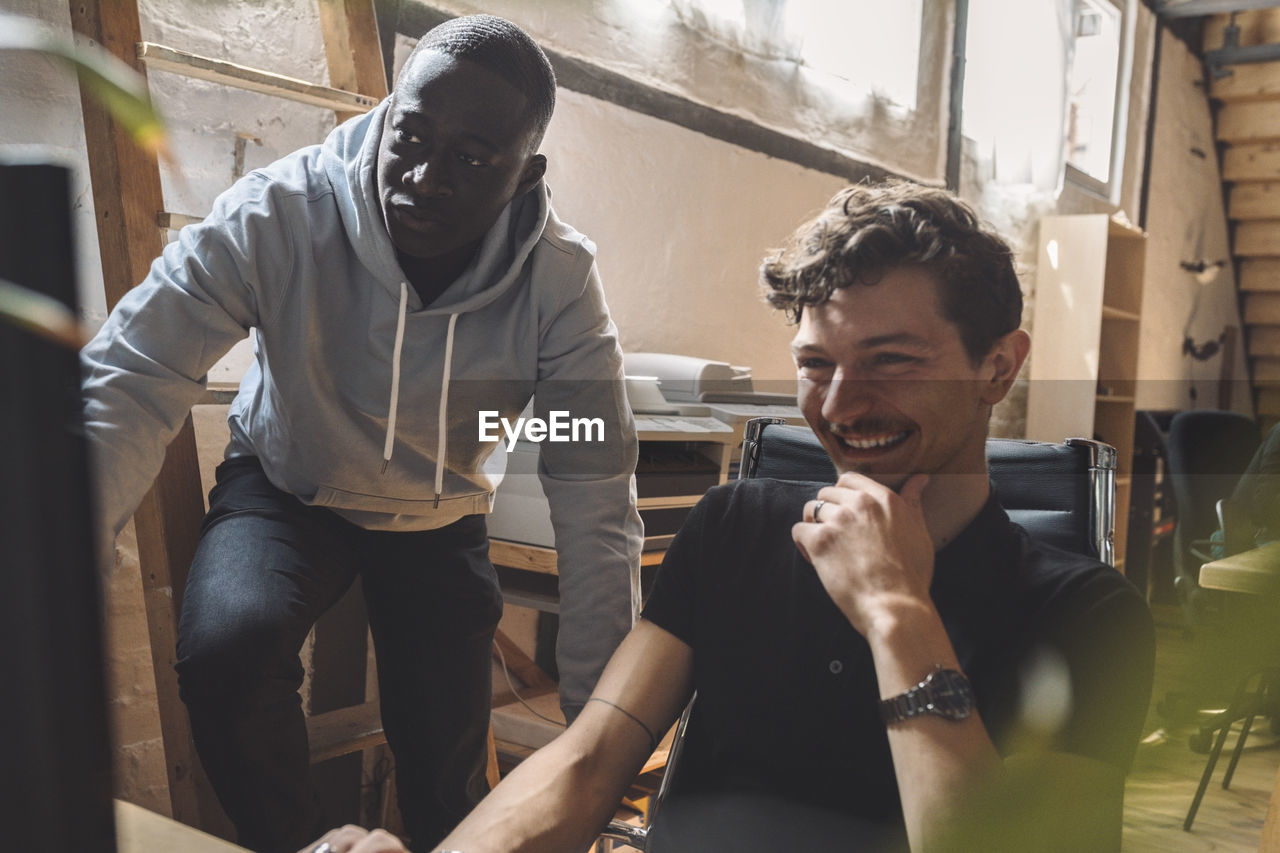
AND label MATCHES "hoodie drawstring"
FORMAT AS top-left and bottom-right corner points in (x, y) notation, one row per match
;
(434, 313), (459, 507)
(382, 281), (409, 474)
